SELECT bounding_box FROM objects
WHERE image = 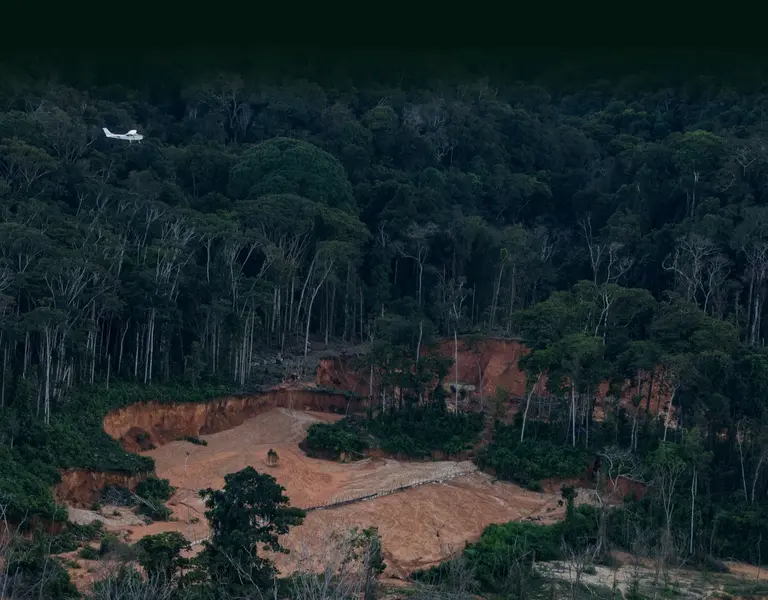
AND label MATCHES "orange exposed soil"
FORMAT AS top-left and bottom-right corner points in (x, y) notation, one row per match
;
(56, 471), (149, 509)
(274, 472), (582, 577)
(316, 337), (675, 423)
(52, 389), (358, 508)
(315, 356), (371, 395)
(435, 338), (531, 398)
(84, 407), (587, 577)
(104, 389), (359, 452)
